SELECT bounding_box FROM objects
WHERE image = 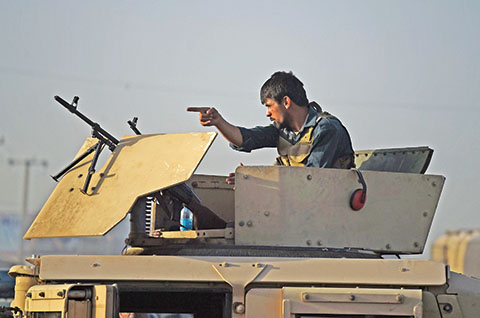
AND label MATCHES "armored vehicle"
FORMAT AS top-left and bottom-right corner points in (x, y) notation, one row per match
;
(432, 229), (480, 279)
(5, 96), (480, 318)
